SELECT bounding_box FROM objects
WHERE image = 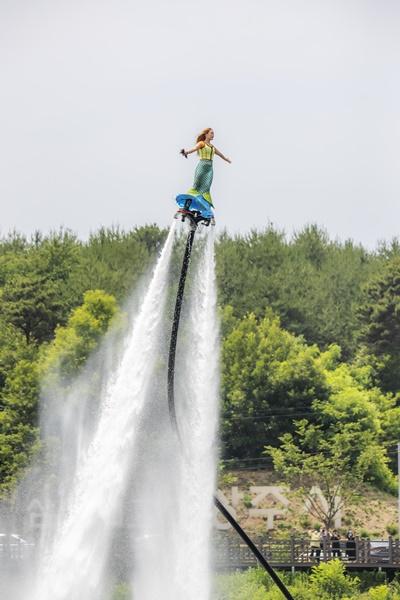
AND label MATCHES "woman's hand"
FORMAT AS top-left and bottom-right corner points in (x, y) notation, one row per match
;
(180, 148), (188, 158)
